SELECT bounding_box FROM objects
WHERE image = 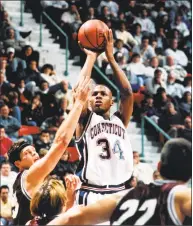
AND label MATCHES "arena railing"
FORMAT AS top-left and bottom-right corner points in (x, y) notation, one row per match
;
(39, 11), (69, 76)
(20, 0), (24, 26)
(141, 115), (171, 158)
(93, 65), (120, 111)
